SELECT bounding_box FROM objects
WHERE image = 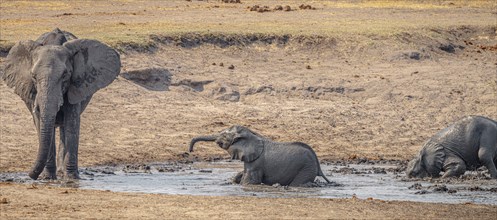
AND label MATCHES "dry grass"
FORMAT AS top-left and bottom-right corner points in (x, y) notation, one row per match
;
(0, 0), (495, 50)
(322, 0), (495, 9)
